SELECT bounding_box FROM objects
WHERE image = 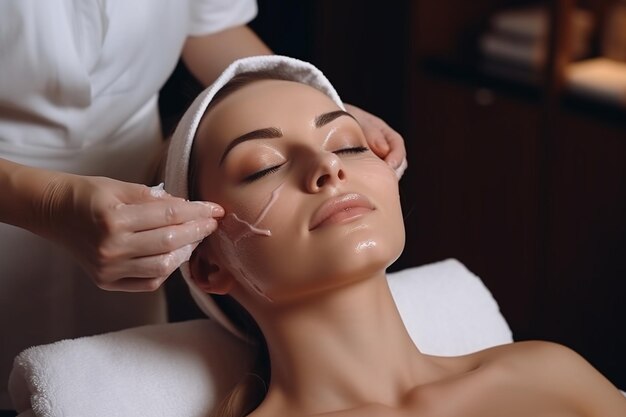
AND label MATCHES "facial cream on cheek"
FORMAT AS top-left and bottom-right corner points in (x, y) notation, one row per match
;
(215, 228), (275, 302)
(229, 213), (271, 245)
(215, 182), (286, 301)
(226, 182), (285, 243)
